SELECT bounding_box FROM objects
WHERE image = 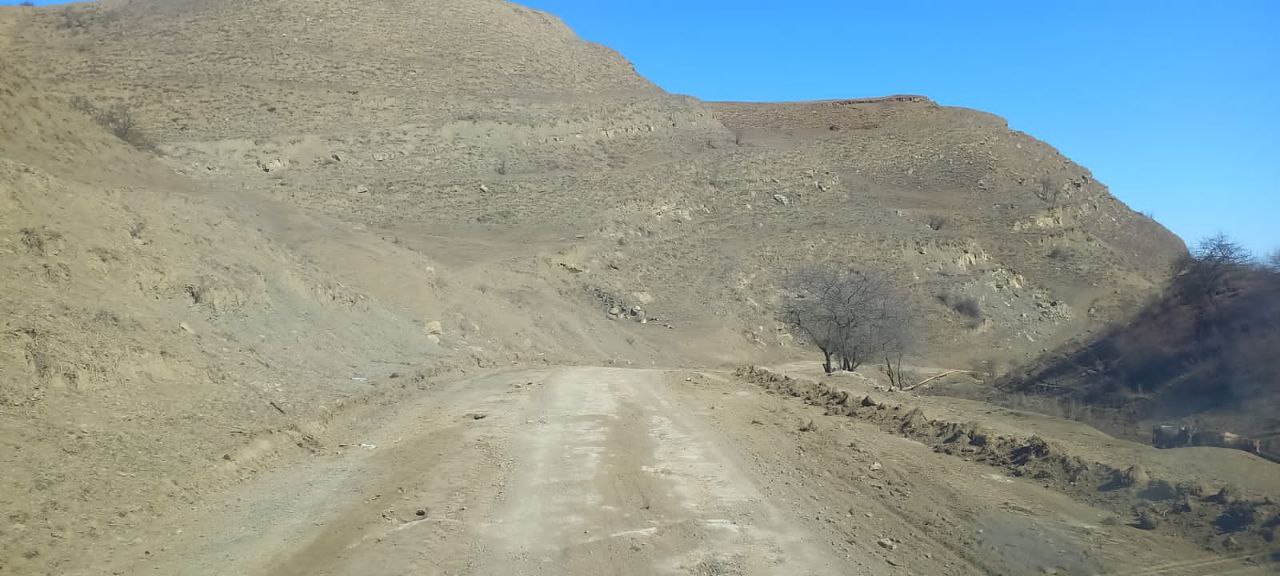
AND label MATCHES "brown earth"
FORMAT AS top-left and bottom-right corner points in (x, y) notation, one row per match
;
(1, 0), (1272, 574)
(41, 367), (1280, 576)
